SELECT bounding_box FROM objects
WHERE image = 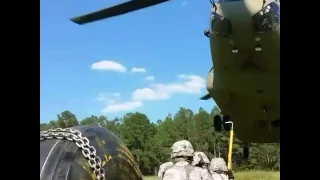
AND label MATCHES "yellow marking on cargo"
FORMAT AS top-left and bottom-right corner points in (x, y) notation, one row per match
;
(117, 152), (142, 177)
(117, 143), (143, 177)
(120, 144), (135, 160)
(102, 160), (106, 167)
(118, 148), (135, 163)
(77, 158), (95, 180)
(89, 173), (95, 180)
(104, 154), (113, 162)
(82, 162), (95, 180)
(104, 154), (109, 162)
